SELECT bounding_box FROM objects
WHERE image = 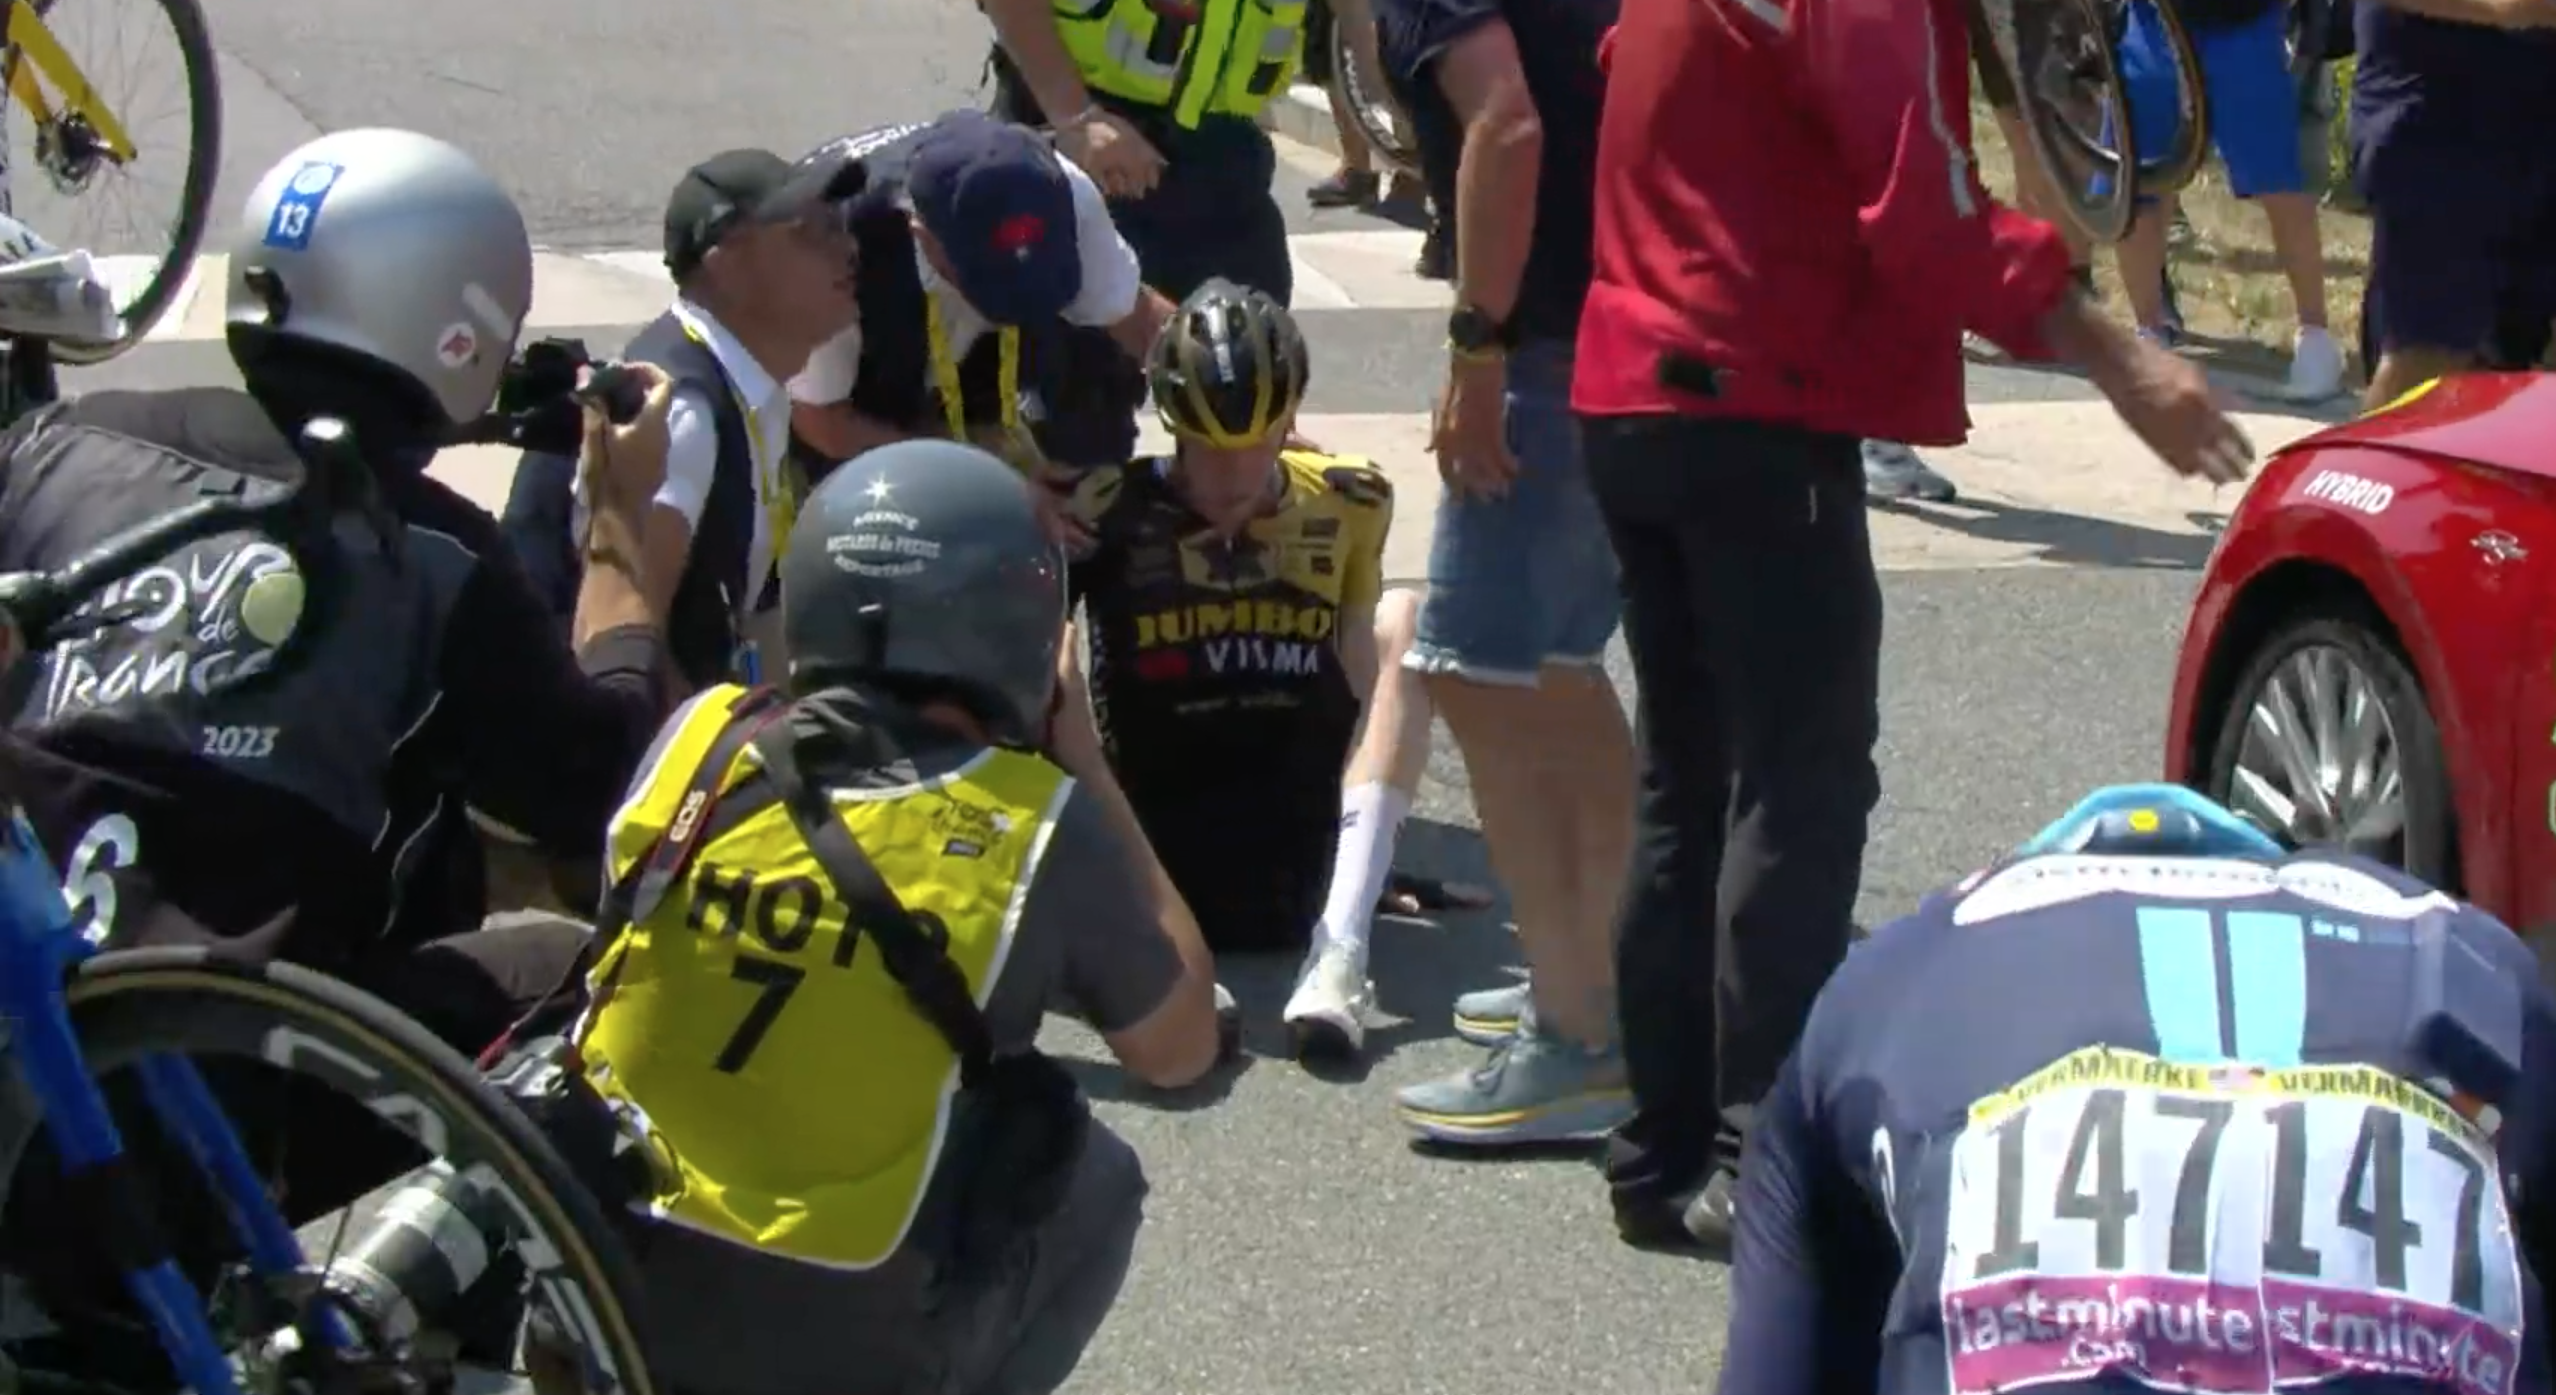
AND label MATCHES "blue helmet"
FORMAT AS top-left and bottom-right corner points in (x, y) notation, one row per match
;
(2019, 783), (2286, 861)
